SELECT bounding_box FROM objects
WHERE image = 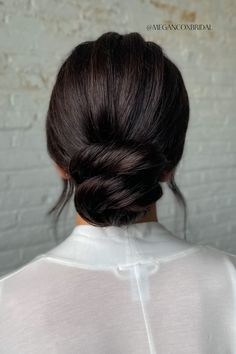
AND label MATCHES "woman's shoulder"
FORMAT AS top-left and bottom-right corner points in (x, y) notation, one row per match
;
(0, 254), (46, 285)
(195, 244), (236, 271)
(201, 244), (236, 261)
